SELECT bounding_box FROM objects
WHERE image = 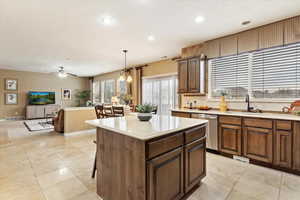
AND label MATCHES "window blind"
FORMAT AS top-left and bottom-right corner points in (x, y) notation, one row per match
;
(252, 43), (300, 98)
(211, 53), (249, 97)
